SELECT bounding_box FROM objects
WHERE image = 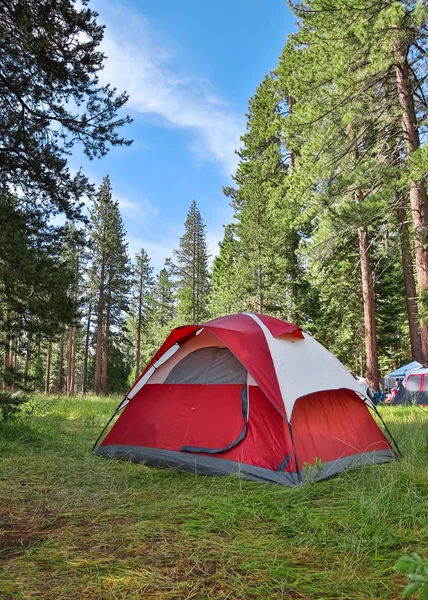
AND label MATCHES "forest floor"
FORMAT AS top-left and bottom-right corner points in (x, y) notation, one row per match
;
(0, 397), (427, 600)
